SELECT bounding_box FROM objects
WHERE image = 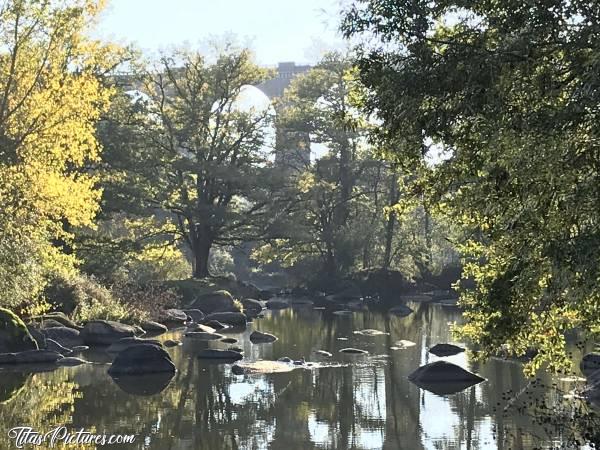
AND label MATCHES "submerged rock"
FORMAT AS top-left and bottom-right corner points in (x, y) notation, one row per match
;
(197, 349), (243, 361)
(41, 327), (83, 348)
(353, 329), (389, 336)
(391, 340), (417, 350)
(249, 330), (278, 343)
(429, 343), (465, 357)
(221, 337), (238, 344)
(0, 308), (38, 353)
(204, 312), (247, 327)
(108, 344), (175, 374)
(232, 360), (295, 374)
(184, 331), (224, 341)
(107, 337), (162, 353)
(408, 361), (485, 395)
(388, 305), (413, 317)
(339, 348), (368, 355)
